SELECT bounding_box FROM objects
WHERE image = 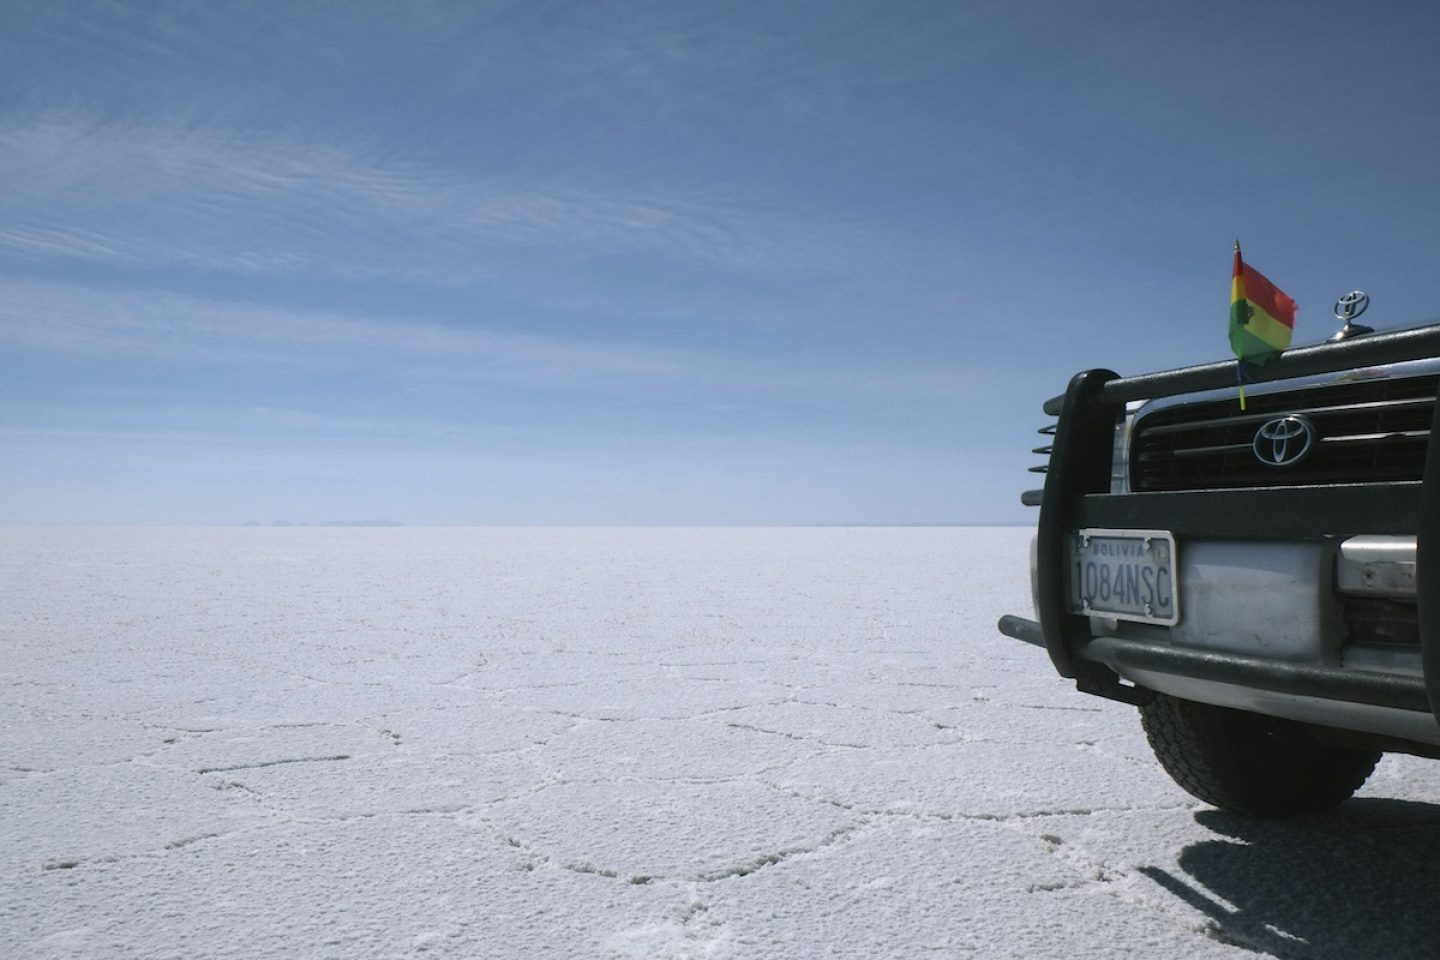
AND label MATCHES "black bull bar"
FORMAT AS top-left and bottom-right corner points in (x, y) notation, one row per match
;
(997, 324), (1440, 722)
